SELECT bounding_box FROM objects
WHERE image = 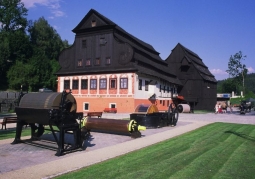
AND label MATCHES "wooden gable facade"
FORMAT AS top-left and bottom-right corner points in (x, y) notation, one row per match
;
(166, 43), (217, 110)
(56, 9), (182, 113)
